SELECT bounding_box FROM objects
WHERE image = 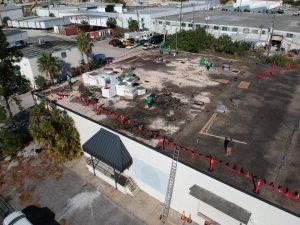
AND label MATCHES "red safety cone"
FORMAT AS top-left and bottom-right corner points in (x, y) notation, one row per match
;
(181, 211), (186, 220)
(187, 214), (192, 223)
(208, 156), (215, 172)
(245, 171), (251, 178)
(285, 191), (293, 198)
(254, 179), (265, 194)
(278, 186), (284, 194)
(295, 193), (300, 201)
(268, 182), (275, 191)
